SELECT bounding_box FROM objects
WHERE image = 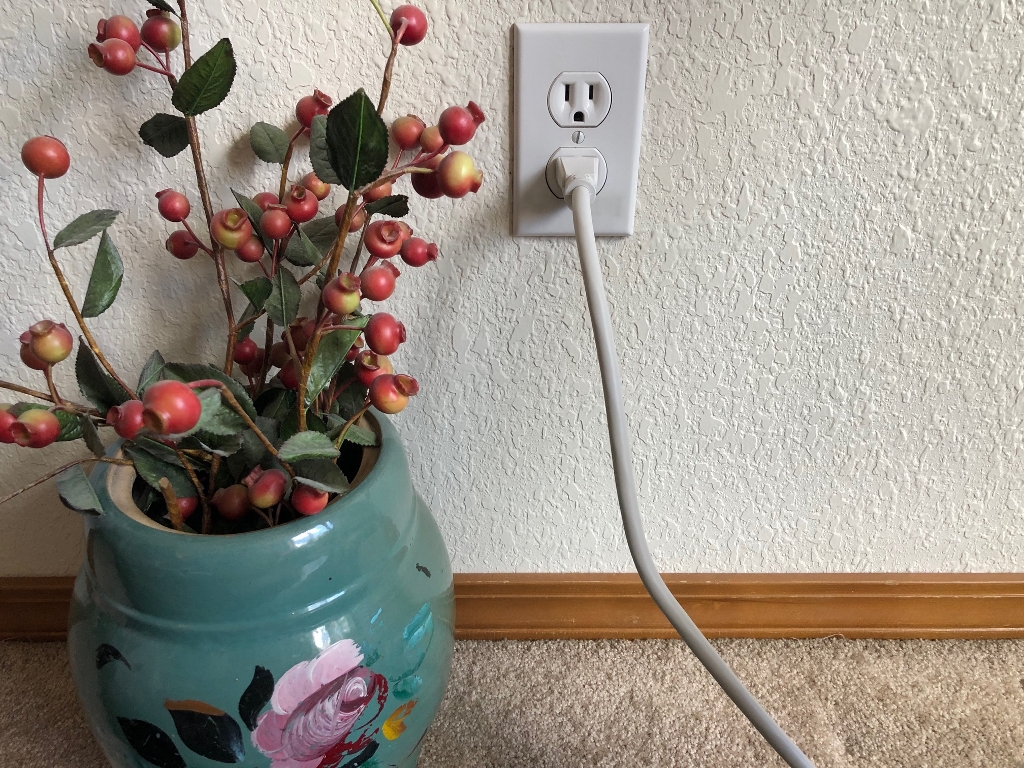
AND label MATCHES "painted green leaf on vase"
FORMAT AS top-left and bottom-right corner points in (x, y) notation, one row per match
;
(165, 699), (245, 763)
(237, 666), (274, 731)
(118, 717), (185, 768)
